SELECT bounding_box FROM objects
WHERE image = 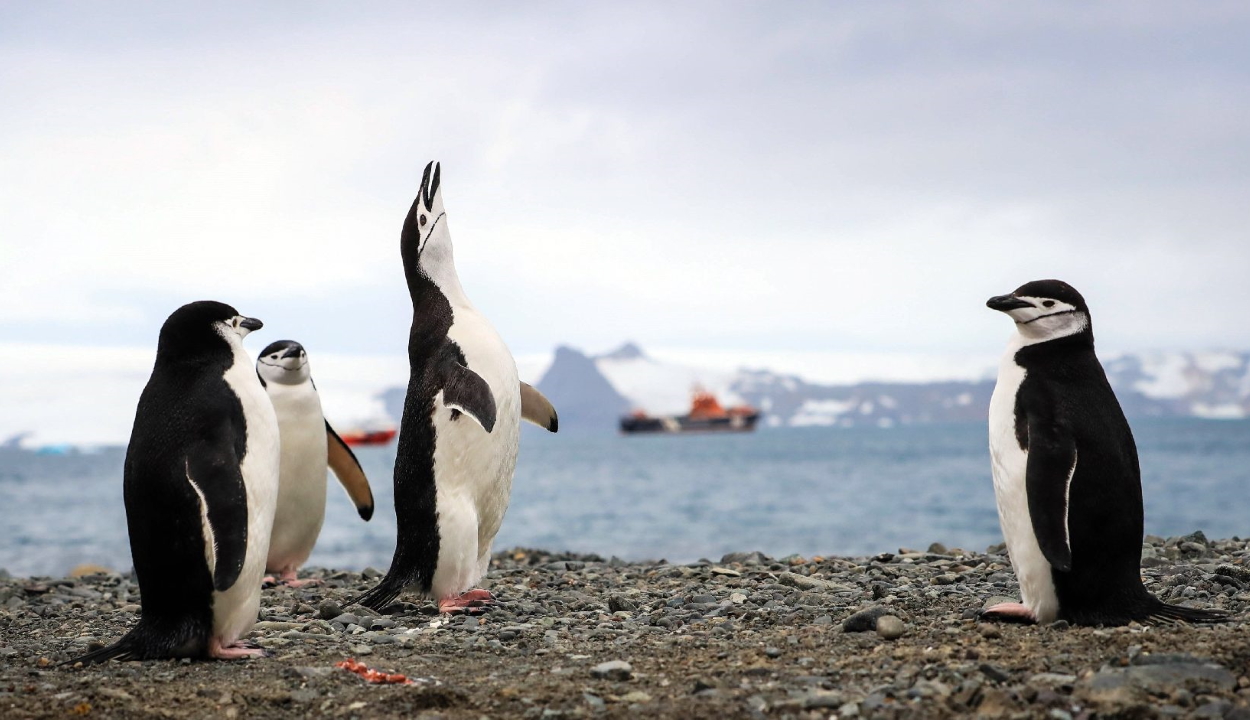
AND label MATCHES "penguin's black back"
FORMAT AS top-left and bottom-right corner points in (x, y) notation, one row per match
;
(70, 302), (252, 663)
(1014, 333), (1223, 625)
